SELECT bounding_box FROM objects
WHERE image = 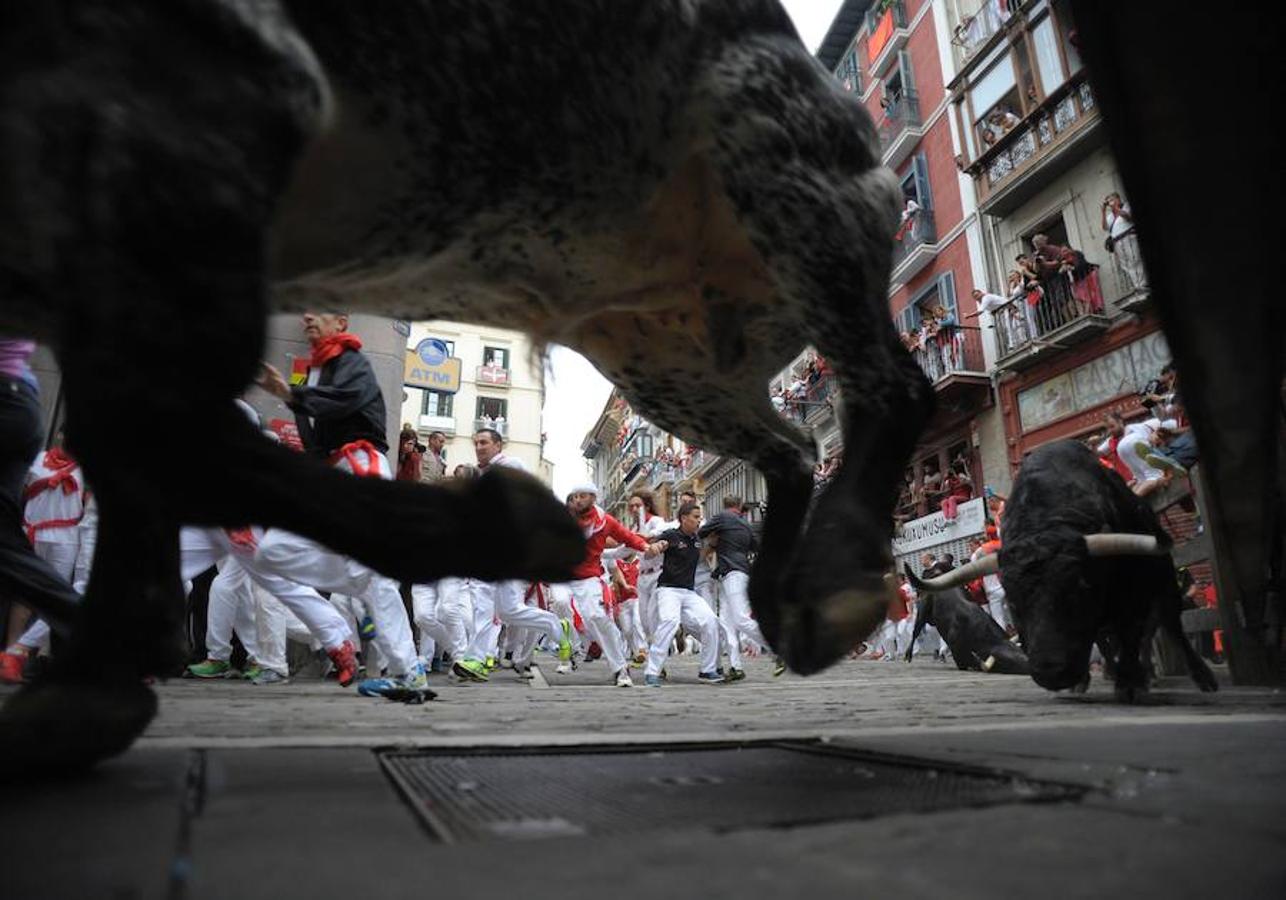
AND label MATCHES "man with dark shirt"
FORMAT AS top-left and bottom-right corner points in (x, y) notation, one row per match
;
(256, 312), (424, 699)
(643, 503), (723, 687)
(698, 495), (766, 682)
